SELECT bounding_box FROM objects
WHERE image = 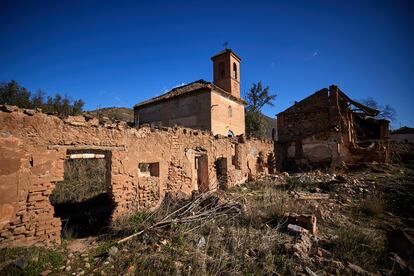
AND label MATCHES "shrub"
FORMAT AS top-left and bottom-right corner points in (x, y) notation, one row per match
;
(360, 196), (384, 216)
